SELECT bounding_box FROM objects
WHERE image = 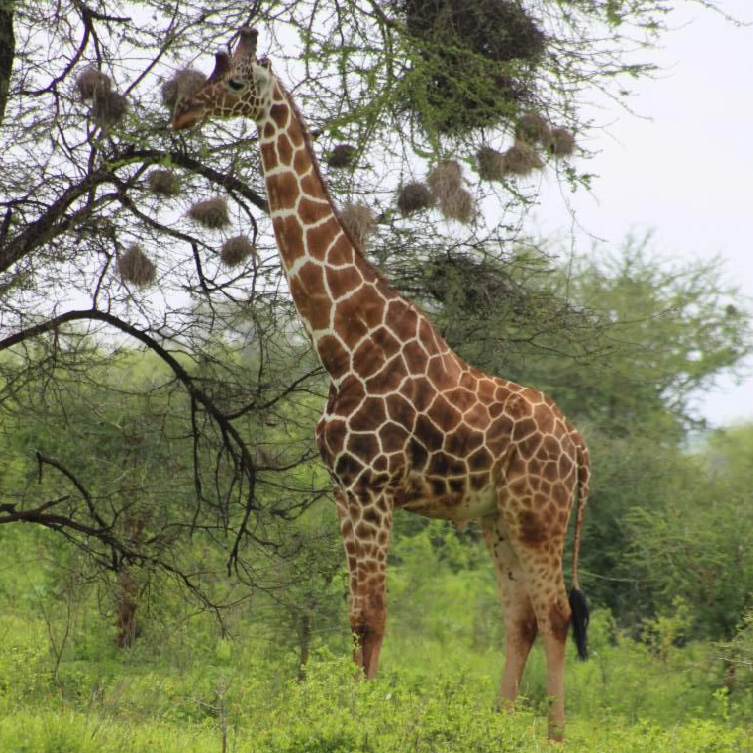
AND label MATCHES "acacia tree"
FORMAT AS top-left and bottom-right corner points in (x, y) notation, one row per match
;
(0, 0), (740, 627)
